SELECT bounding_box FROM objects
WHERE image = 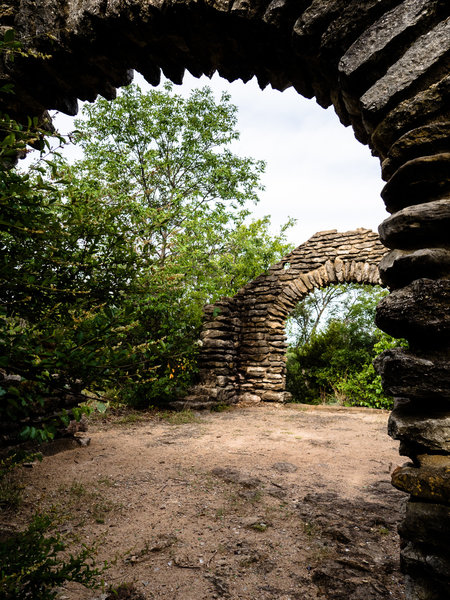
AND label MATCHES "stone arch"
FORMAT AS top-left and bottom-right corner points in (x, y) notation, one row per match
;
(3, 3), (450, 598)
(177, 228), (385, 408)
